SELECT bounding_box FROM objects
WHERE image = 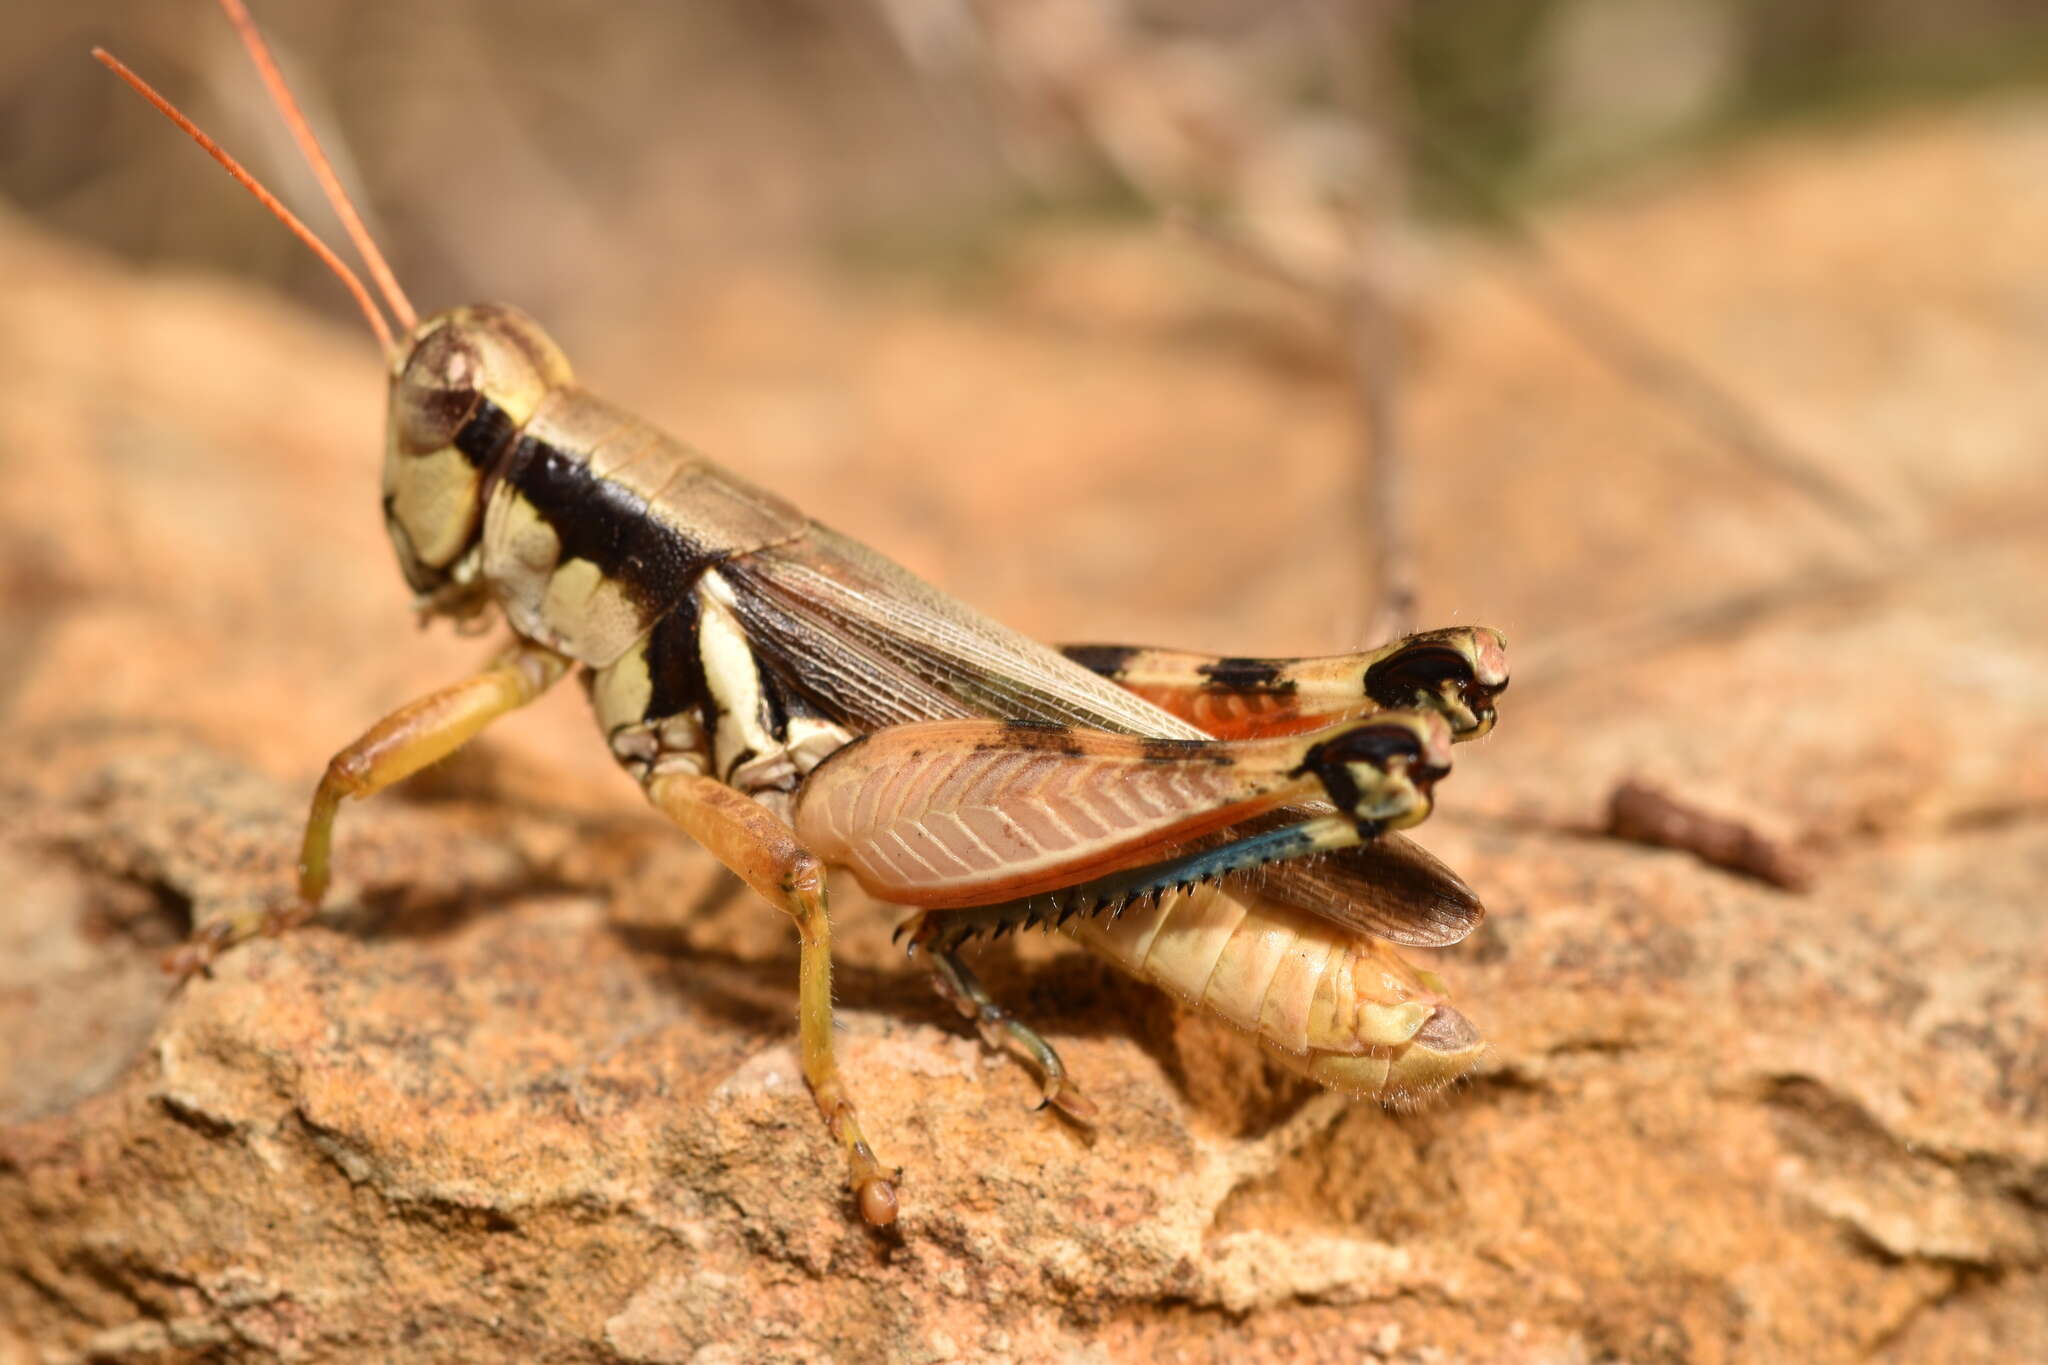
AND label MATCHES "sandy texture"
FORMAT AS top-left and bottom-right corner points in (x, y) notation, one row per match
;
(3, 98), (2046, 1362)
